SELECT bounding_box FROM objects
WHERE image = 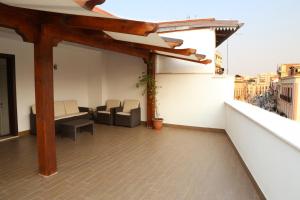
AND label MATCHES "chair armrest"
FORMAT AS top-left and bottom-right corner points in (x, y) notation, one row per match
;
(96, 106), (107, 111)
(115, 107), (123, 113)
(130, 107), (141, 116)
(79, 107), (91, 113)
(130, 107), (141, 127)
(109, 106), (121, 114)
